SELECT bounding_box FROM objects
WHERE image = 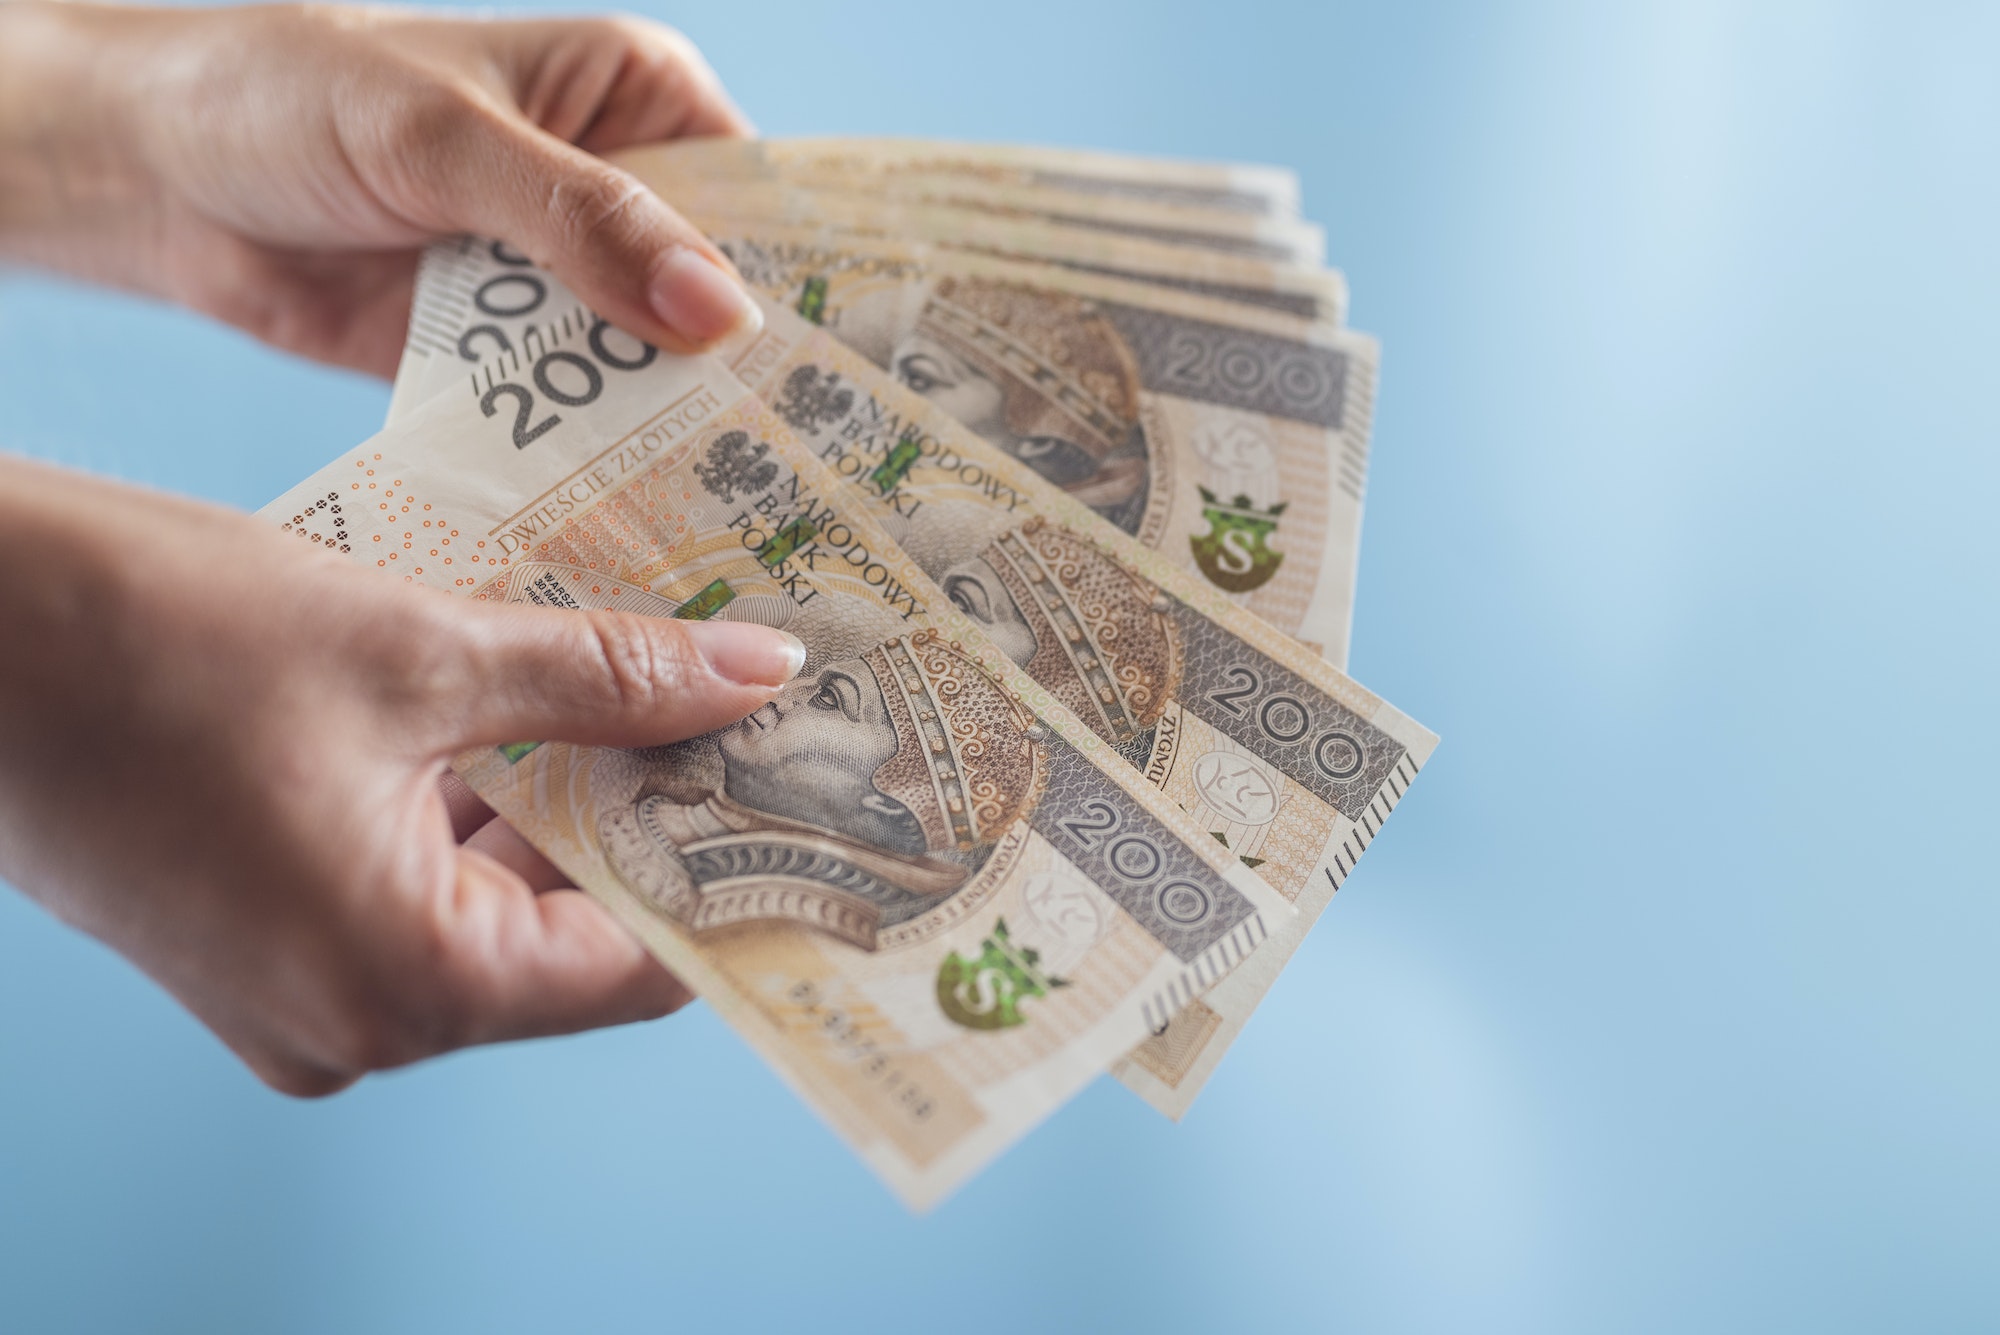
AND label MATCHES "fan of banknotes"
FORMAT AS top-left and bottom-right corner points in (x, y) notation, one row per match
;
(263, 138), (1436, 1209)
